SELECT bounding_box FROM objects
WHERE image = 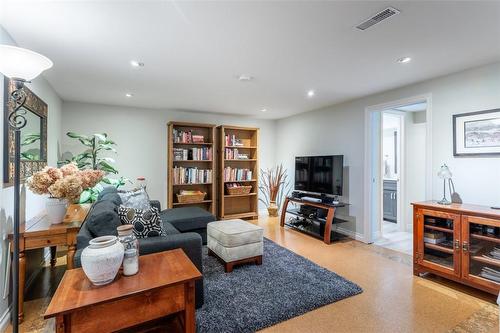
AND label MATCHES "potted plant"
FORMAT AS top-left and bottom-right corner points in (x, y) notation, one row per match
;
(59, 132), (130, 203)
(27, 163), (104, 224)
(259, 164), (290, 217)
